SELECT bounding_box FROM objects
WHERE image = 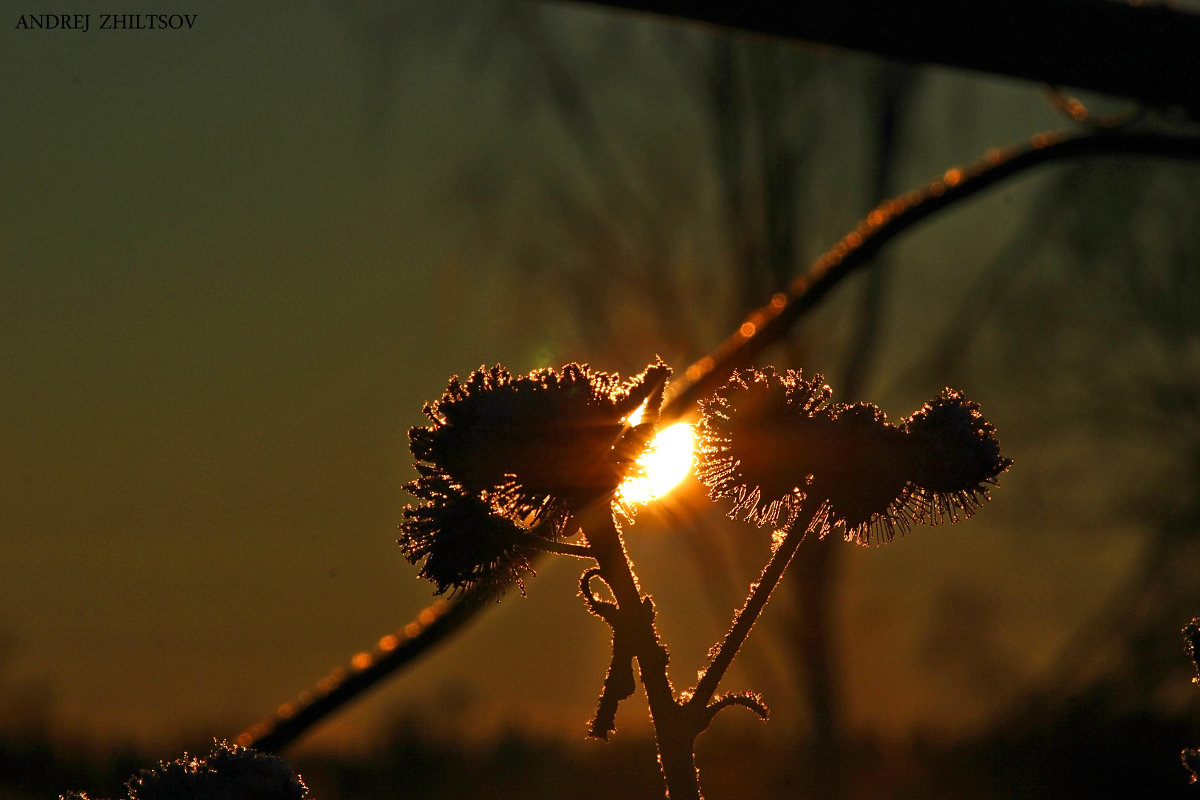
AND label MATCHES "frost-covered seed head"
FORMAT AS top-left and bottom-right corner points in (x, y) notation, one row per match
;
(401, 359), (671, 594)
(697, 370), (1009, 544)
